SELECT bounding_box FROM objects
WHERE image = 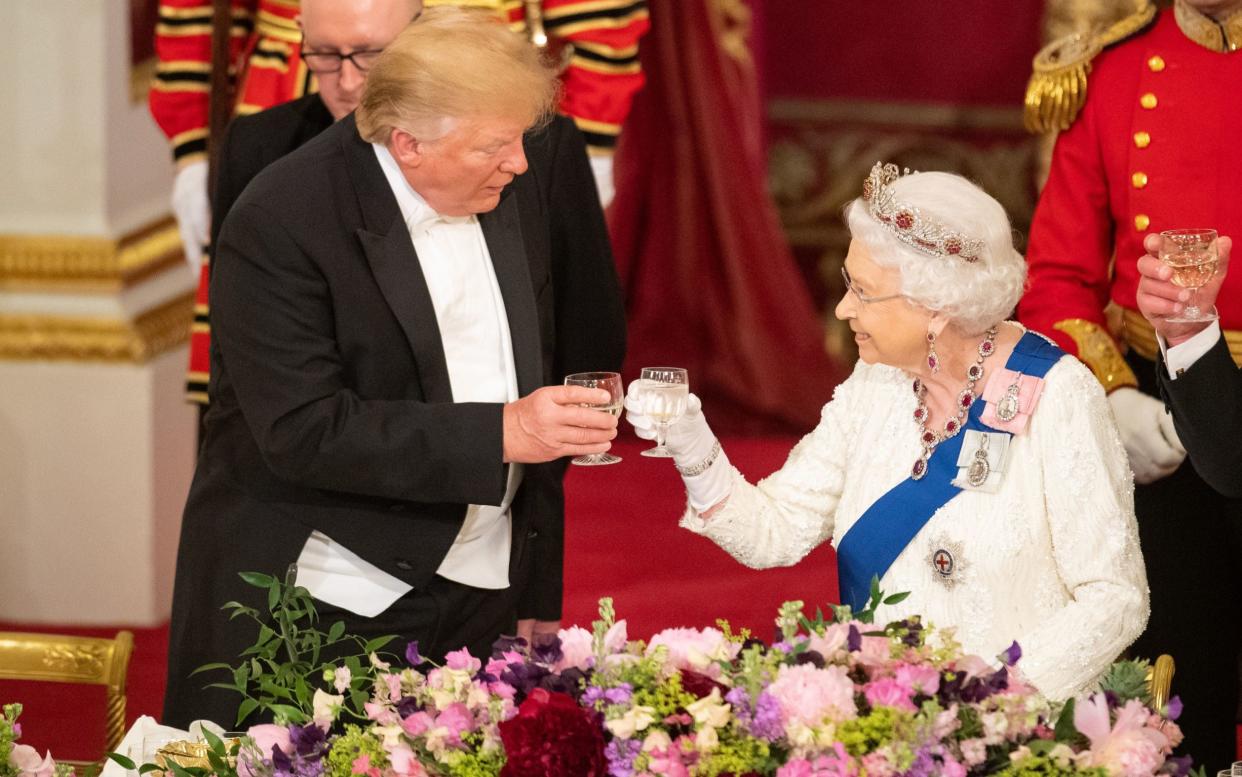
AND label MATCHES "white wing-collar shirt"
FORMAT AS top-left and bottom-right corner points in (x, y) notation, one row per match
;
(294, 143), (522, 617)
